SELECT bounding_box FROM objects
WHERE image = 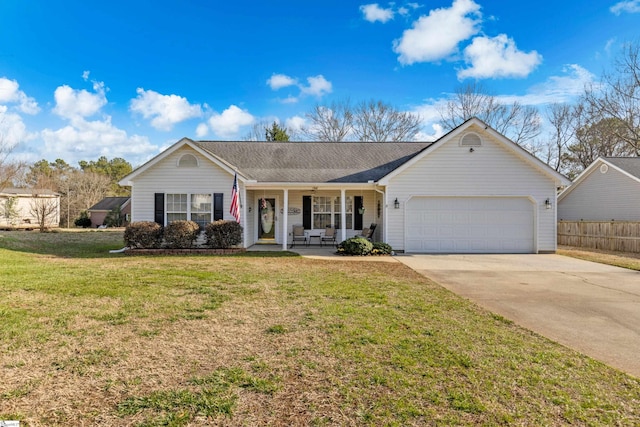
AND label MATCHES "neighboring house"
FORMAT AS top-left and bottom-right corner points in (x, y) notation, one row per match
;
(87, 197), (131, 228)
(0, 188), (60, 229)
(119, 118), (569, 253)
(558, 157), (640, 221)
